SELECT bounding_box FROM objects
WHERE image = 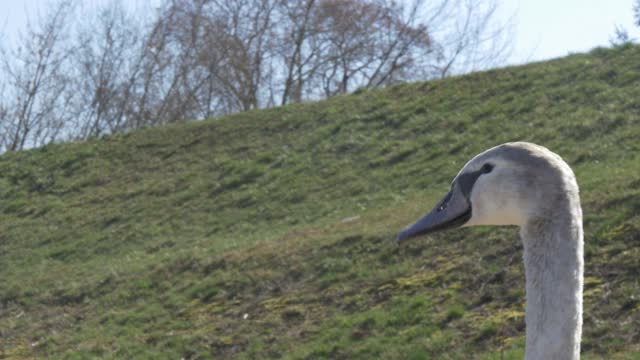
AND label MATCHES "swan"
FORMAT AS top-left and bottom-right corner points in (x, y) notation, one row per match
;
(397, 142), (583, 360)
